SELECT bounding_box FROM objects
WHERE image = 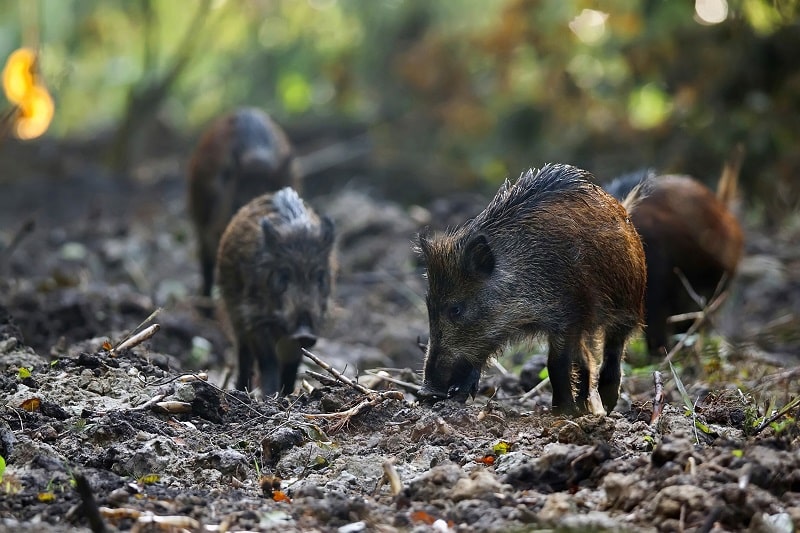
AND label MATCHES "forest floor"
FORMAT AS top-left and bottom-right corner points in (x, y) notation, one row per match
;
(0, 152), (799, 532)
